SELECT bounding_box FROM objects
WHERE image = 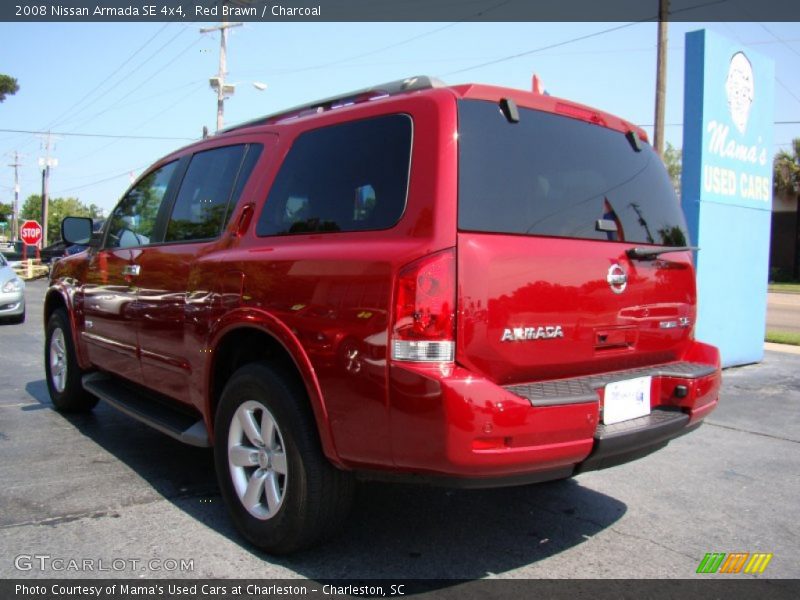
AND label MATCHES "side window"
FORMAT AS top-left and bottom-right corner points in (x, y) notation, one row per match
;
(166, 144), (261, 242)
(106, 161), (177, 249)
(256, 114), (412, 236)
